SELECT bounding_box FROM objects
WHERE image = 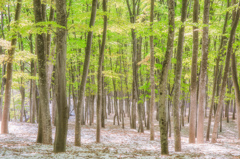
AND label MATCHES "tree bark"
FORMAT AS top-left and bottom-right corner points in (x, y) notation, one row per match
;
(149, 0), (155, 141)
(96, 0), (107, 143)
(75, 0), (98, 146)
(0, 62), (6, 122)
(20, 62), (25, 122)
(0, 12), (6, 122)
(46, 2), (55, 93)
(231, 42), (240, 139)
(211, 1), (240, 143)
(197, 0), (210, 144)
(189, 0), (199, 144)
(54, 0), (68, 152)
(29, 34), (36, 123)
(1, 0), (22, 134)
(159, 0), (175, 155)
(172, 0), (188, 151)
(126, 0), (140, 129)
(33, 0), (52, 144)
